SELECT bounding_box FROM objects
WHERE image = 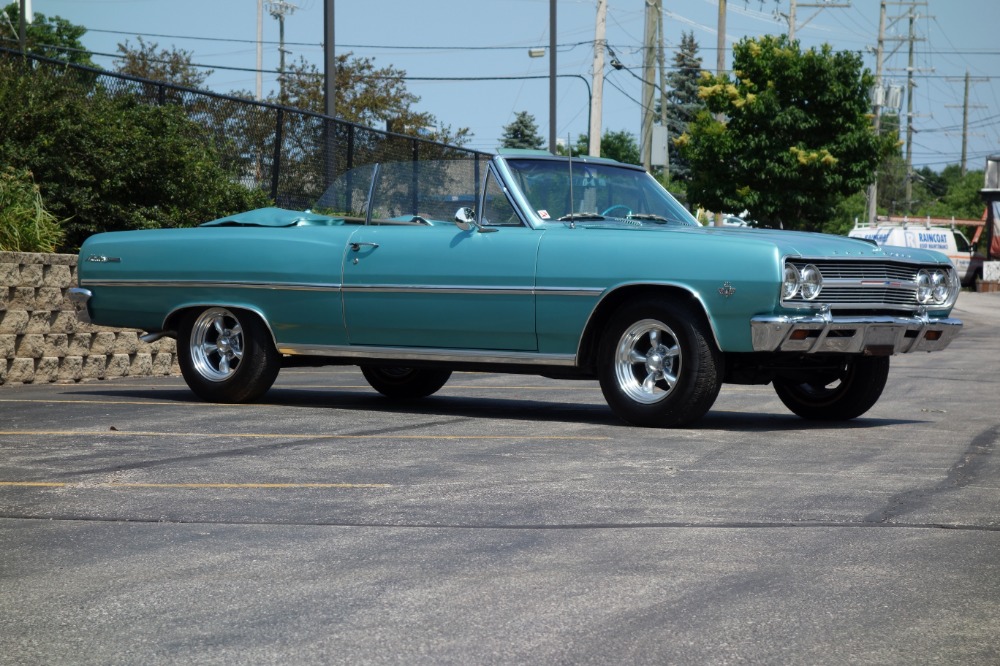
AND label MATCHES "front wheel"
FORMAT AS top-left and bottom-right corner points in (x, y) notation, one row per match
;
(773, 356), (889, 421)
(597, 299), (722, 427)
(360, 366), (451, 400)
(177, 307), (280, 403)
